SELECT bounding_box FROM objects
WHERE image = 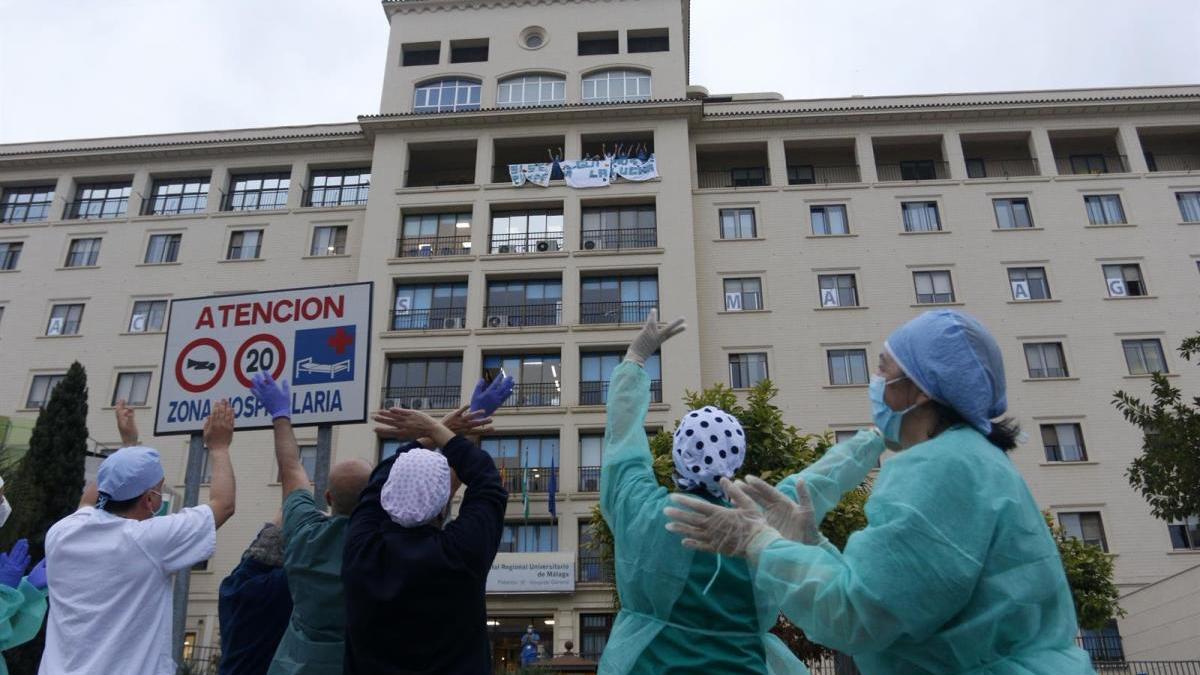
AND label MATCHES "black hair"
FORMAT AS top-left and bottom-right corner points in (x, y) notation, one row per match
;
(99, 493), (142, 514)
(929, 402), (1020, 452)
